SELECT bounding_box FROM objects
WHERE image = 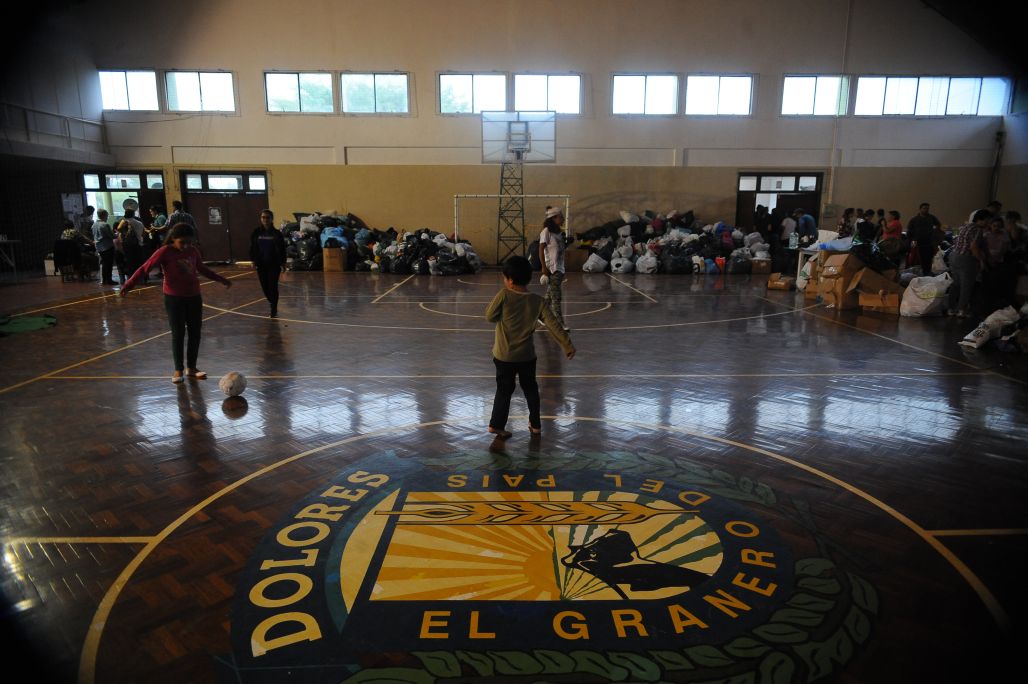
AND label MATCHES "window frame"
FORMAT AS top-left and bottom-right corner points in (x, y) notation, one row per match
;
(438, 71), (509, 116)
(98, 69), (161, 112)
(164, 70), (238, 114)
(263, 70), (337, 115)
(685, 73), (754, 116)
(853, 75), (1011, 118)
(610, 72), (681, 117)
(512, 72), (584, 116)
(780, 74), (850, 117)
(339, 71), (414, 116)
